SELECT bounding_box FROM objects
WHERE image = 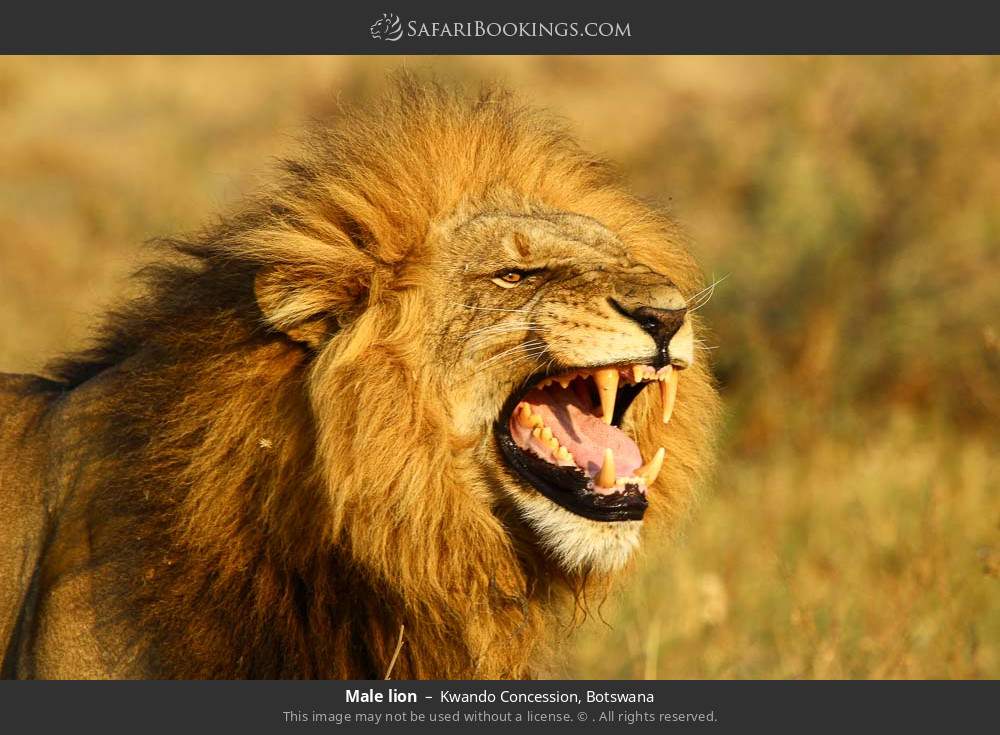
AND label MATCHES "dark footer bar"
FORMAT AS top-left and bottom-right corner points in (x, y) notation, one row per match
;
(0, 680), (992, 733)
